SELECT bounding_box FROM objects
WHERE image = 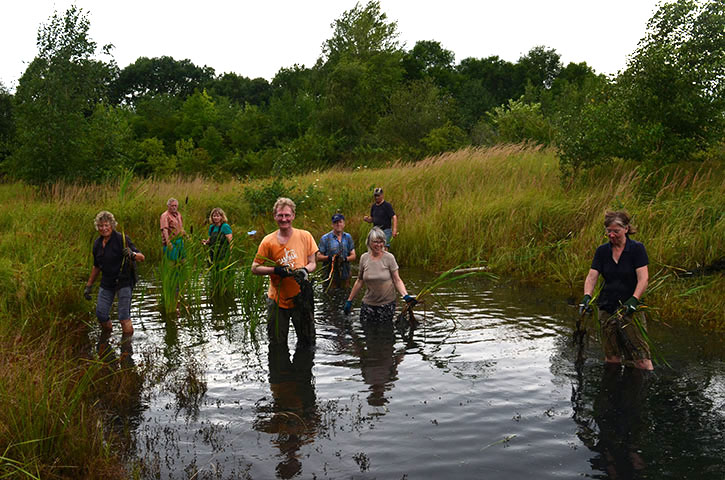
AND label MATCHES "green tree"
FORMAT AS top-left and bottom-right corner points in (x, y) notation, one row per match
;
(317, 1), (404, 143)
(131, 94), (183, 153)
(85, 104), (135, 178)
(9, 6), (117, 183)
(110, 56), (215, 104)
(321, 0), (400, 64)
(176, 89), (218, 142)
(421, 122), (468, 155)
(0, 83), (14, 171)
(485, 98), (554, 146)
(557, 0), (725, 173)
(617, 0), (725, 164)
(375, 79), (456, 157)
(453, 56), (523, 128)
(402, 40), (456, 90)
(207, 72), (271, 106)
(517, 45), (562, 90)
(135, 137), (174, 177)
